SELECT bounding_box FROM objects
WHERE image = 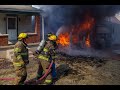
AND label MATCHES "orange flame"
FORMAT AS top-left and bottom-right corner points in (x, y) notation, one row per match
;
(57, 32), (70, 47)
(85, 35), (91, 48)
(72, 15), (94, 48)
(83, 16), (94, 48)
(57, 13), (95, 48)
(80, 17), (94, 30)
